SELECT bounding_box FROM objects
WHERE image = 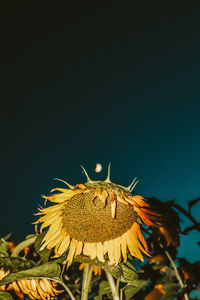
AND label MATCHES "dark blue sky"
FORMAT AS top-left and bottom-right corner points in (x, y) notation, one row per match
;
(1, 1), (199, 262)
